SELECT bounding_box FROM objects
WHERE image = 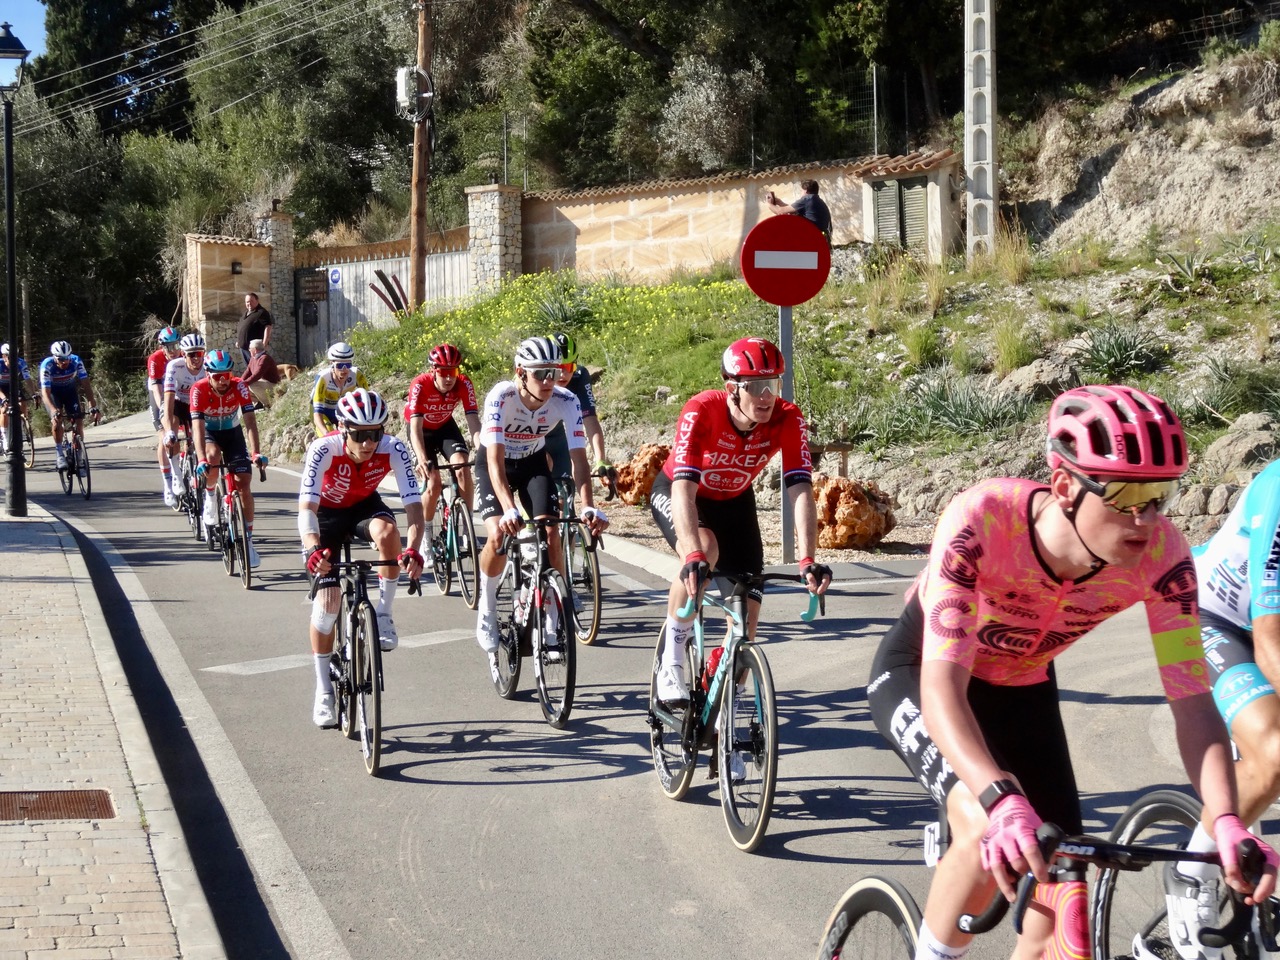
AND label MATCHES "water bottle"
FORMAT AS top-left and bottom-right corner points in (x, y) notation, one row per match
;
(700, 646), (725, 692)
(519, 536), (538, 564)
